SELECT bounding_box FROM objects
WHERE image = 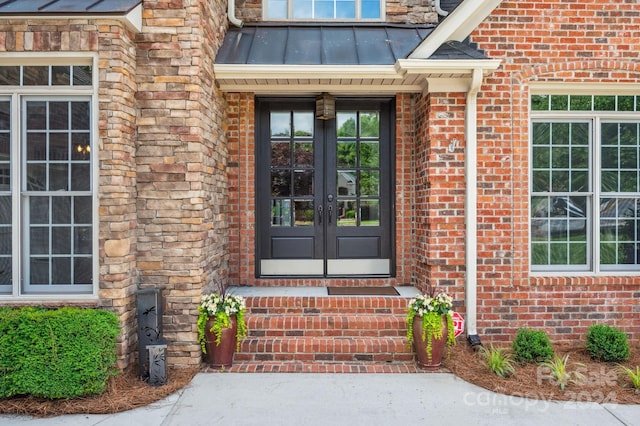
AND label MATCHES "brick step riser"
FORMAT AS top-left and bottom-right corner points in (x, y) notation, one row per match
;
(237, 337), (413, 363)
(245, 297), (411, 317)
(246, 315), (407, 338)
